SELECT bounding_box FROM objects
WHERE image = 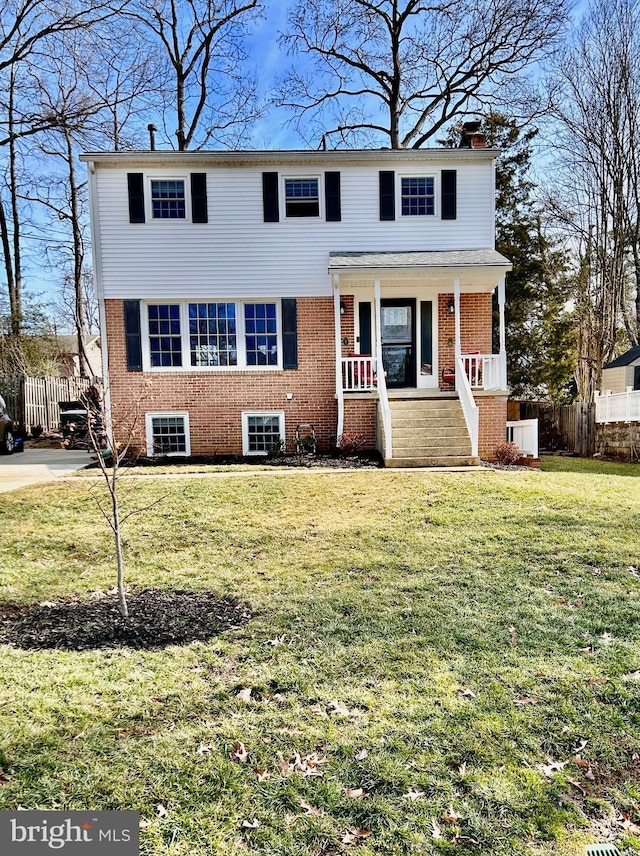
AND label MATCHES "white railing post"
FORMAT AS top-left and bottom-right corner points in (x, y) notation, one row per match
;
(333, 276), (344, 443)
(374, 279), (392, 461)
(498, 276), (507, 391)
(454, 278), (461, 359)
(456, 356), (479, 457)
(605, 389), (611, 423)
(626, 386), (632, 422)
